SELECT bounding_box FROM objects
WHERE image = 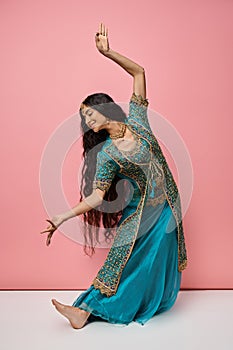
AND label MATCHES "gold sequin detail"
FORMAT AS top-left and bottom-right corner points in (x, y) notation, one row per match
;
(91, 92), (188, 297)
(130, 92), (149, 107)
